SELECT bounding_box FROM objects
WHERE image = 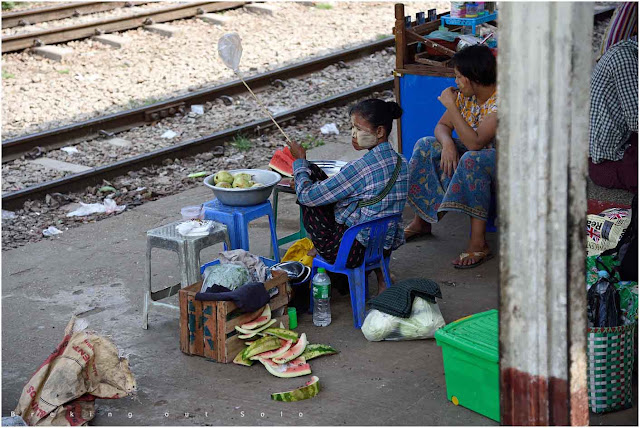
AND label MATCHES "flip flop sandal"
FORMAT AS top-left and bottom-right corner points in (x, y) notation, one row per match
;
(453, 251), (494, 269)
(404, 227), (432, 242)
